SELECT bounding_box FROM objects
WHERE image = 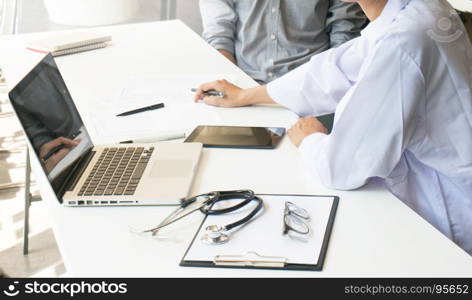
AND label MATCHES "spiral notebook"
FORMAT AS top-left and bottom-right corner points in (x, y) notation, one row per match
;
(26, 32), (112, 57)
